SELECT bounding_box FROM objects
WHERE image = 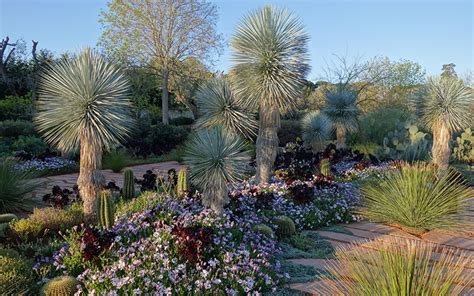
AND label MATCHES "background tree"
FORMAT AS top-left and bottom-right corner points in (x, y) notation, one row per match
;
(35, 48), (134, 221)
(231, 5), (310, 184)
(418, 76), (472, 172)
(441, 63), (457, 79)
(100, 0), (223, 124)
